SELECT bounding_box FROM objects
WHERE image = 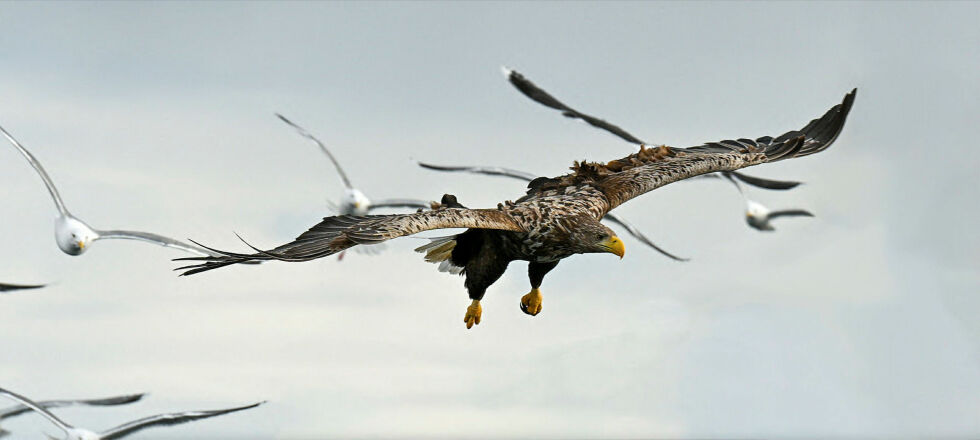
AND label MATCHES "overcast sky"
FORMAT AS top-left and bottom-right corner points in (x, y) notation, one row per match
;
(1, 2), (978, 439)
